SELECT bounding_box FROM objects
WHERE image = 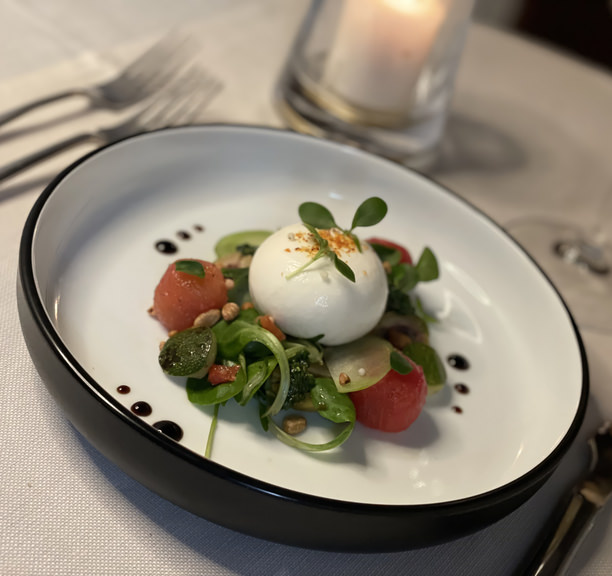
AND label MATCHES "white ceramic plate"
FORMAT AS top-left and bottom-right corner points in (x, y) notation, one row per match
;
(19, 125), (587, 549)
